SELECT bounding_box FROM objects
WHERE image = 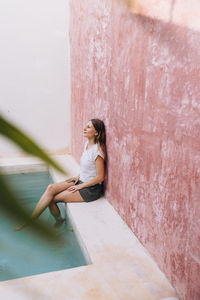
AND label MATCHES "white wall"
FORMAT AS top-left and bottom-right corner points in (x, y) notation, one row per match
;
(0, 0), (70, 156)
